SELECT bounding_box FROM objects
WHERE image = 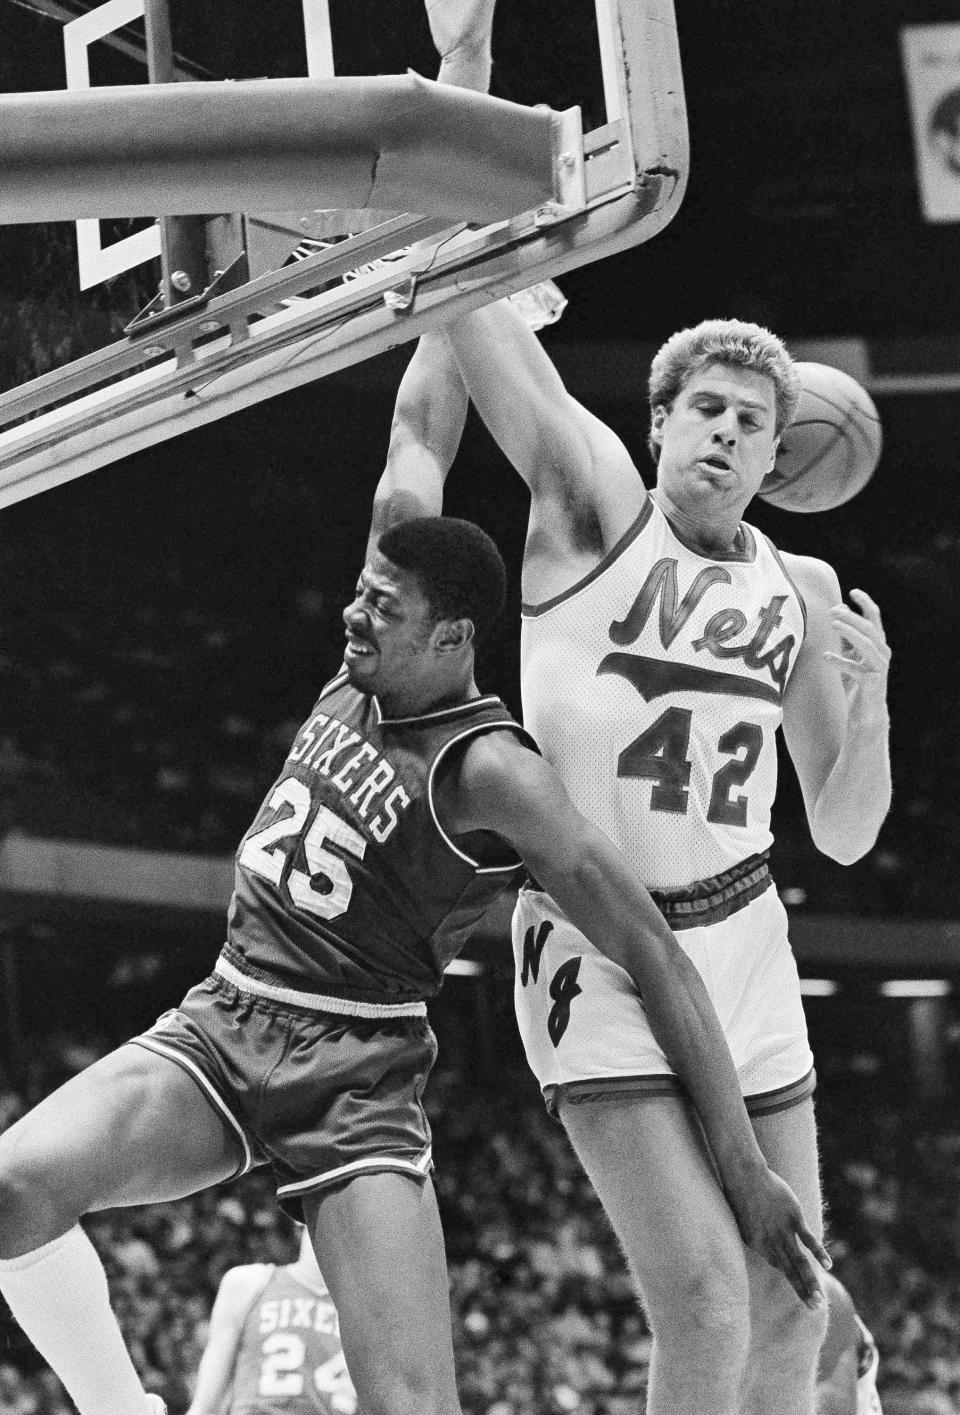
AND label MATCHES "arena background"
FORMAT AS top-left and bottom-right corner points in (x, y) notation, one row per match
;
(2, 0), (960, 1411)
